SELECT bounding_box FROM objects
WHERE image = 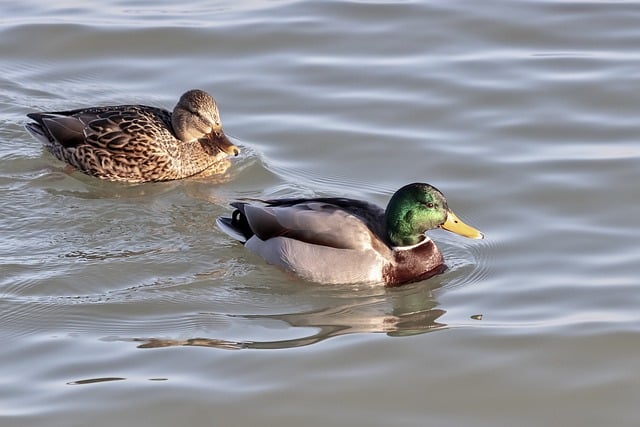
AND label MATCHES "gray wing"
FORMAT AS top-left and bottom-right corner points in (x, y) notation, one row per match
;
(26, 112), (86, 147)
(243, 202), (388, 252)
